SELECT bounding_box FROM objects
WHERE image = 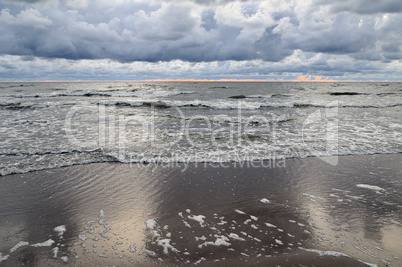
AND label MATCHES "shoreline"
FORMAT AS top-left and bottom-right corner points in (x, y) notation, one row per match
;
(2, 152), (401, 177)
(0, 154), (401, 266)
